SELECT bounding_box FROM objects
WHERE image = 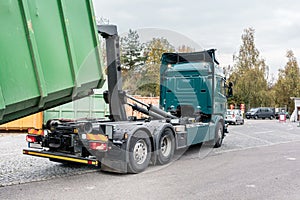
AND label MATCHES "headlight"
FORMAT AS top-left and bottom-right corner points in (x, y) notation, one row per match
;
(175, 125), (185, 132)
